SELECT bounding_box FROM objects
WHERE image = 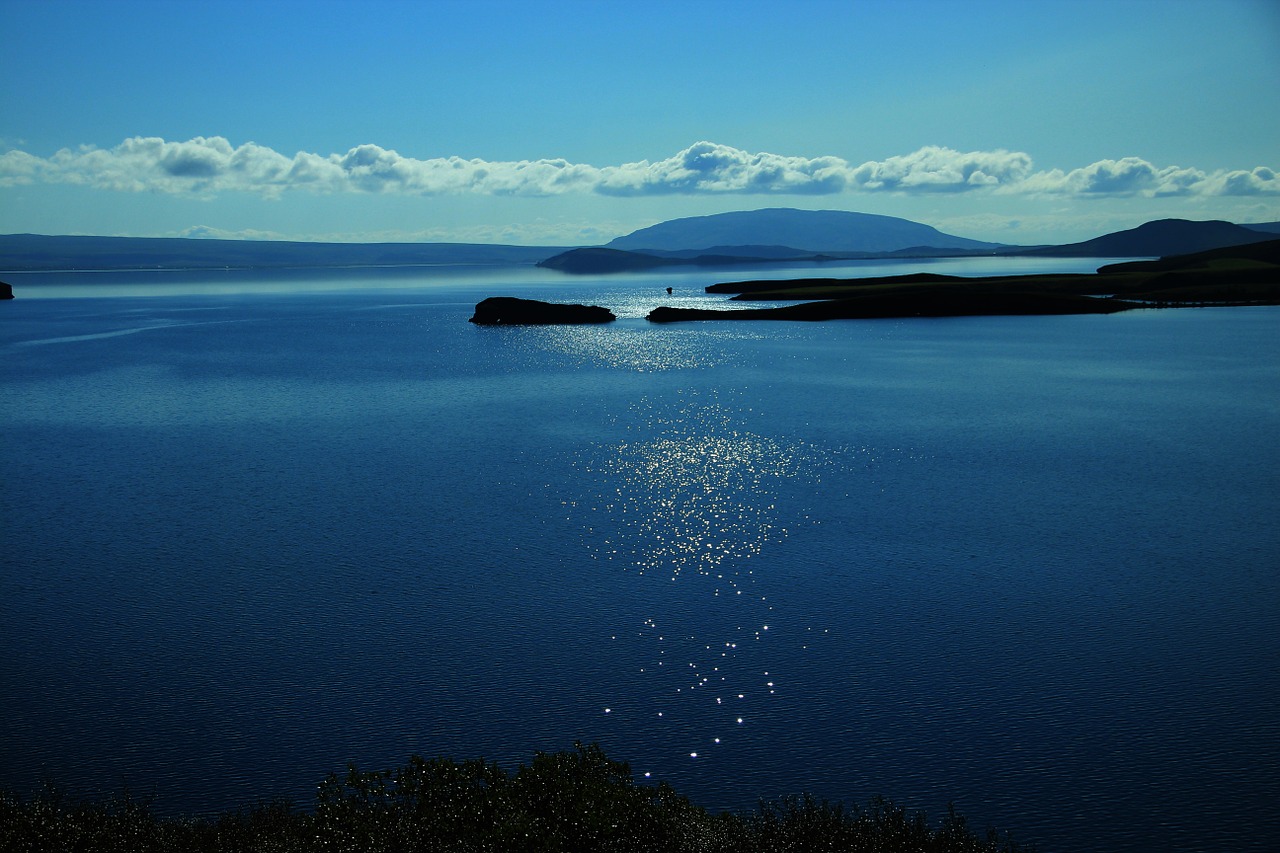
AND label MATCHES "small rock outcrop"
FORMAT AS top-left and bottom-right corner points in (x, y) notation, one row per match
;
(0, 281), (12, 300)
(469, 296), (615, 325)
